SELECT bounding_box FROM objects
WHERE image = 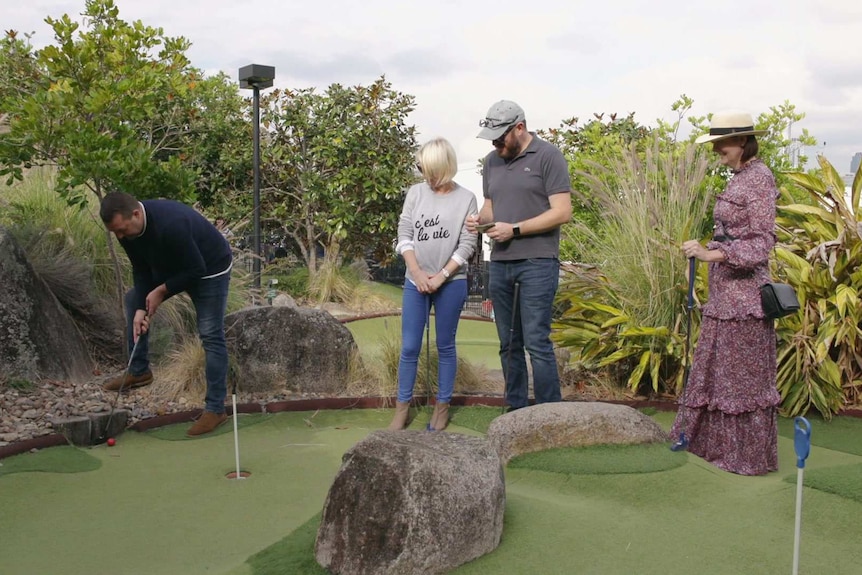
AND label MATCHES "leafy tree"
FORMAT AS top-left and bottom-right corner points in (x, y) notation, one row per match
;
(0, 0), (247, 331)
(0, 0), (202, 204)
(0, 31), (42, 120)
(178, 72), (251, 208)
(540, 111), (653, 262)
(252, 76), (417, 282)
